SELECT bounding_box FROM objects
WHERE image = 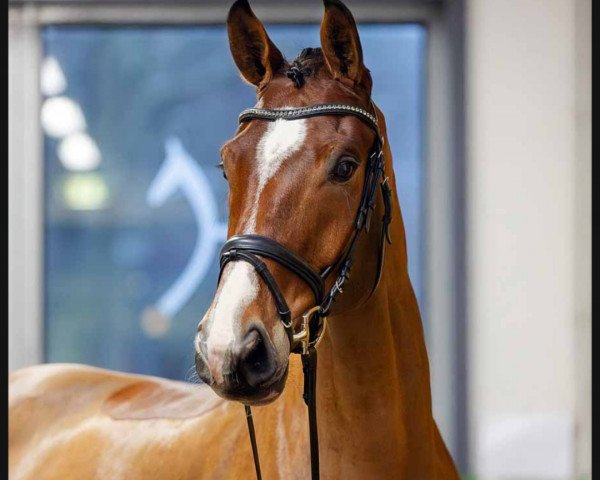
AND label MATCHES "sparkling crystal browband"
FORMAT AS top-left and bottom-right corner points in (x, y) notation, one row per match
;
(238, 103), (379, 134)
